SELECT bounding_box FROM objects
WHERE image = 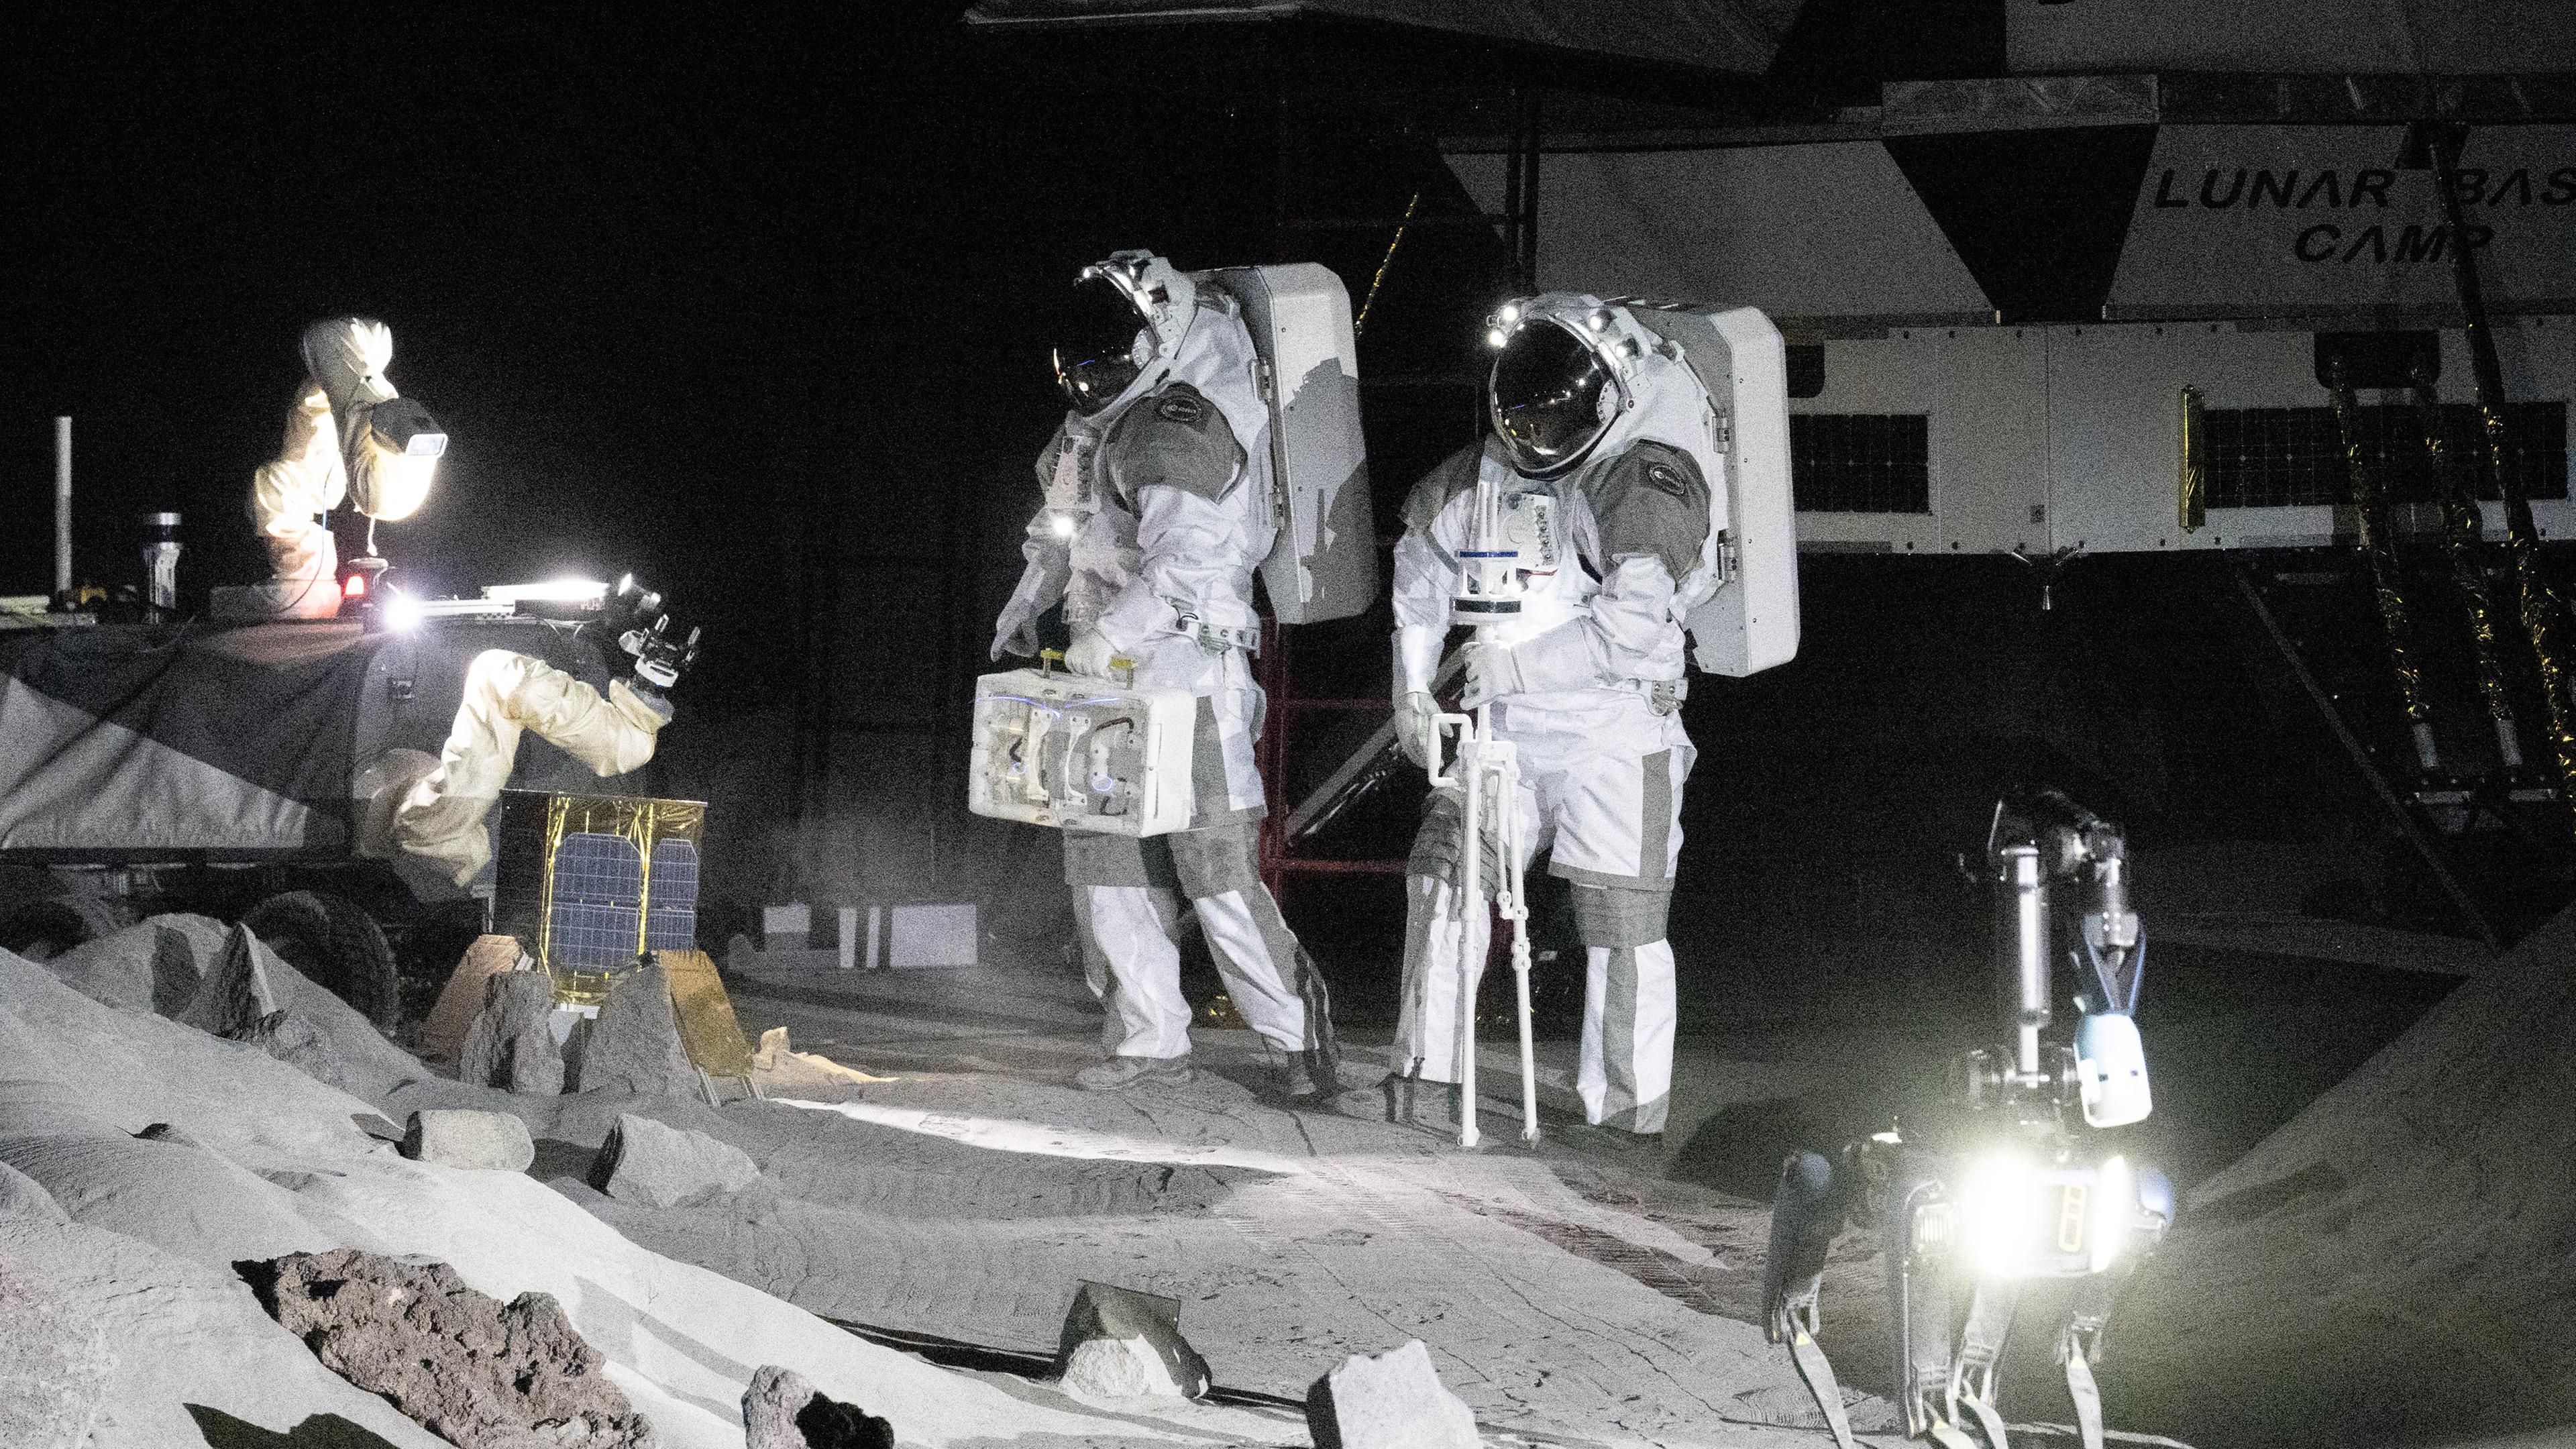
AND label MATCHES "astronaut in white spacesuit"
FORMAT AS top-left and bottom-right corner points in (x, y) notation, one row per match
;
(993, 252), (1340, 1098)
(250, 317), (444, 616)
(1389, 297), (1731, 1136)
